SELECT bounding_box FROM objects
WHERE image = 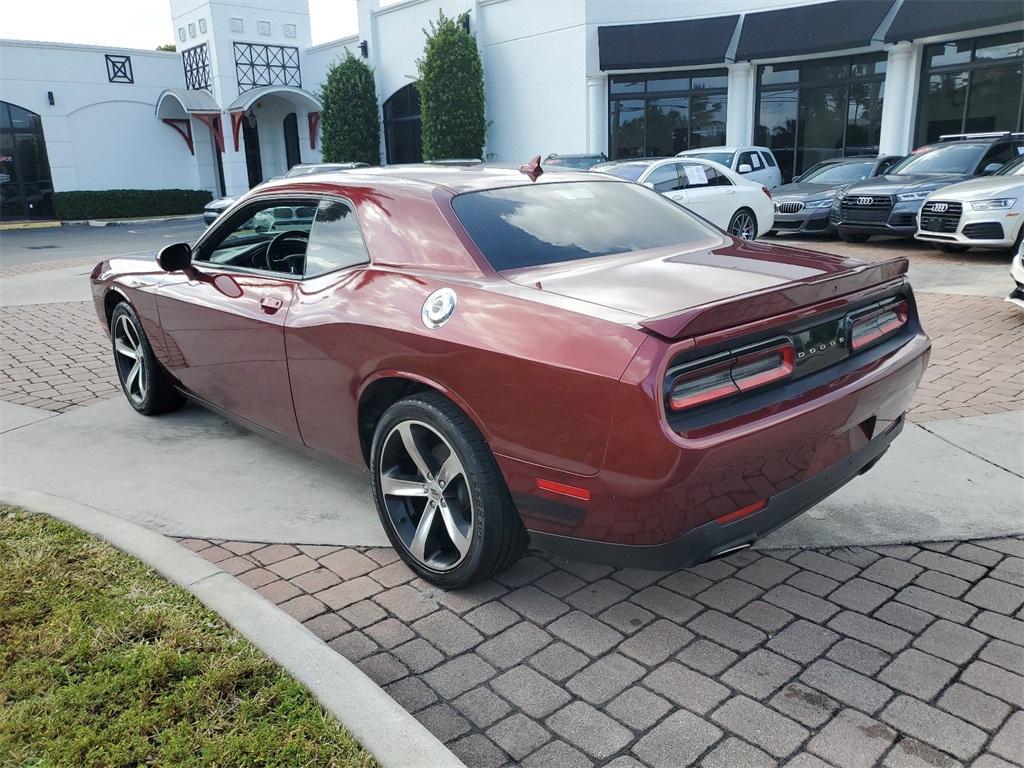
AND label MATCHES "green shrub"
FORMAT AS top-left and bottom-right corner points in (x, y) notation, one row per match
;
(52, 189), (212, 221)
(417, 11), (486, 161)
(320, 53), (381, 166)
